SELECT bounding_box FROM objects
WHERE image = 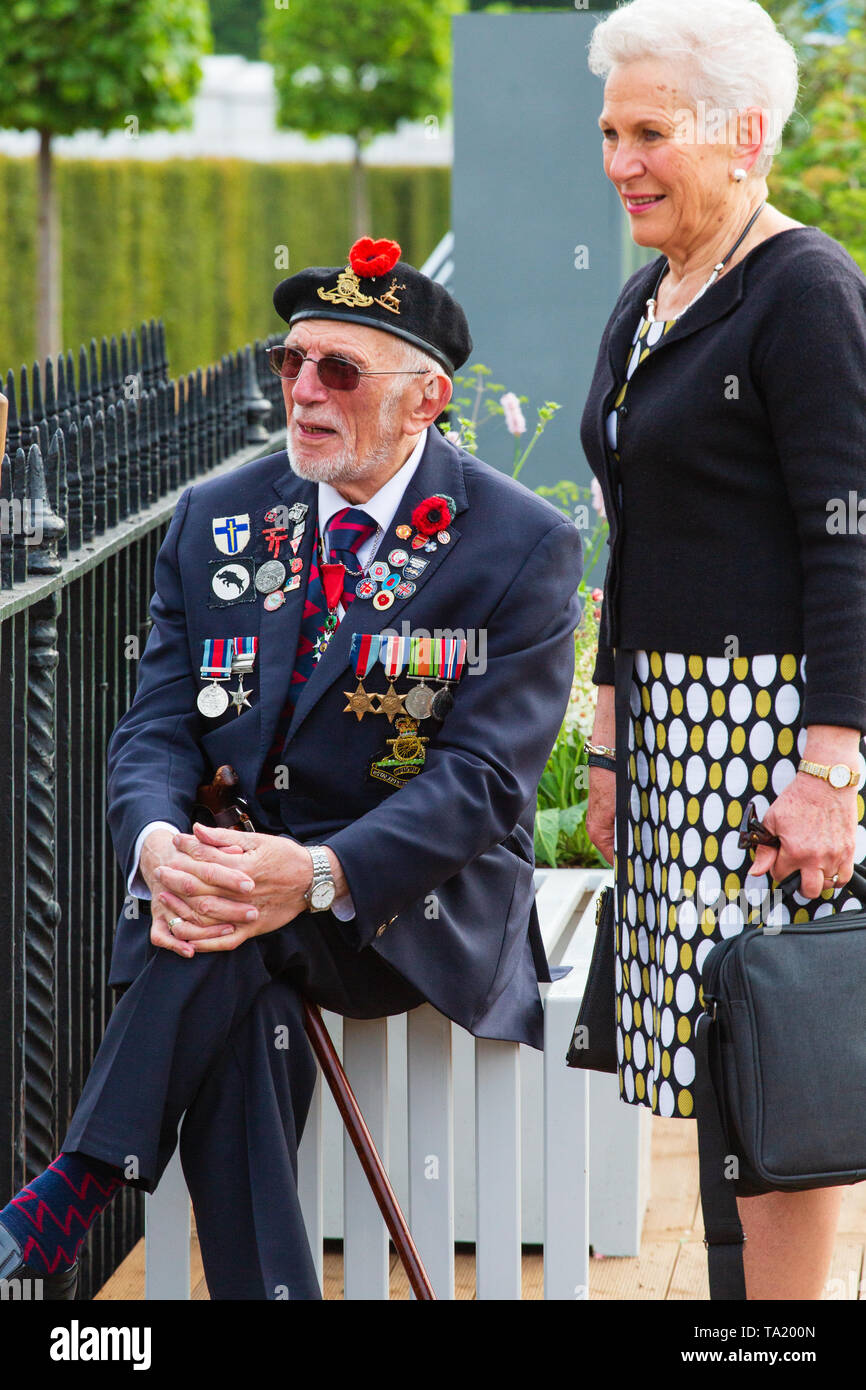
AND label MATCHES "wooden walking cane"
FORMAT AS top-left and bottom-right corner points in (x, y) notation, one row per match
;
(196, 767), (437, 1301)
